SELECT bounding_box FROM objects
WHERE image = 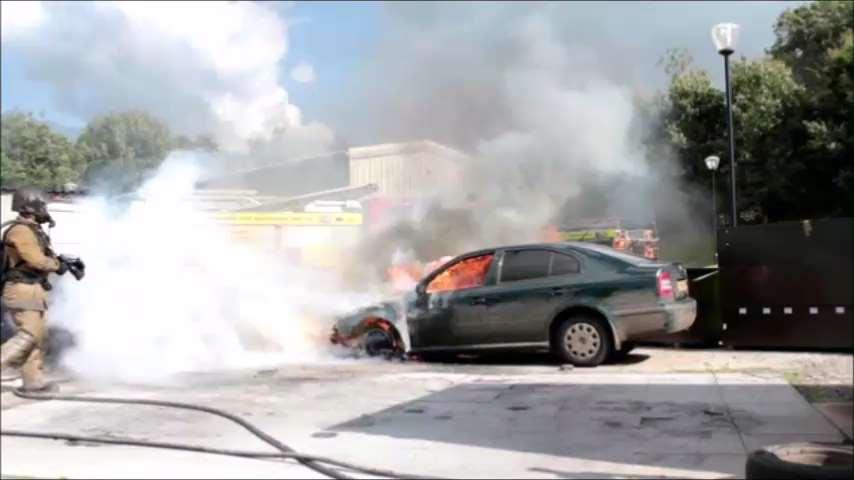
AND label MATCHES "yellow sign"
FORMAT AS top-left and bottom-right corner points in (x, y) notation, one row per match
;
(561, 229), (618, 241)
(214, 212), (363, 226)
